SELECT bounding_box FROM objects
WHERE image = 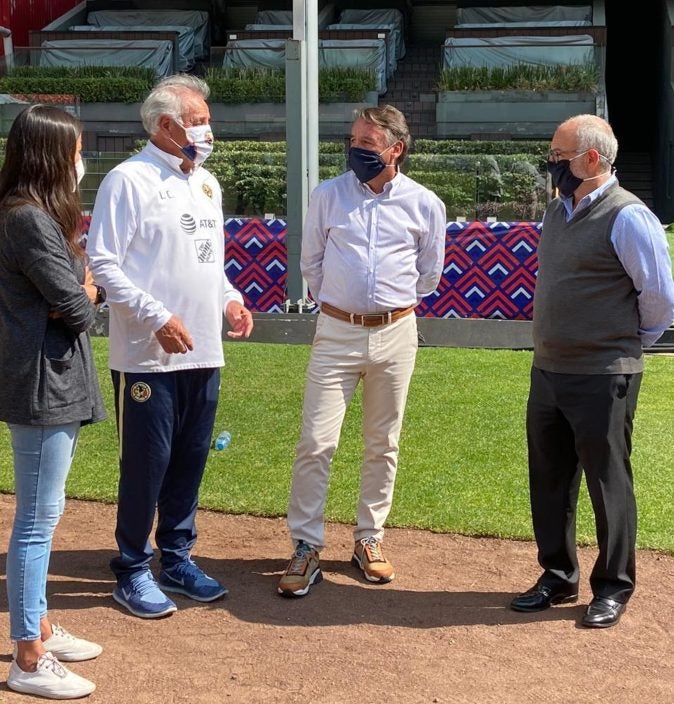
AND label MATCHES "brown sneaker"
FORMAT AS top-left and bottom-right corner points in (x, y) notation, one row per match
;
(352, 537), (395, 583)
(277, 541), (322, 597)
